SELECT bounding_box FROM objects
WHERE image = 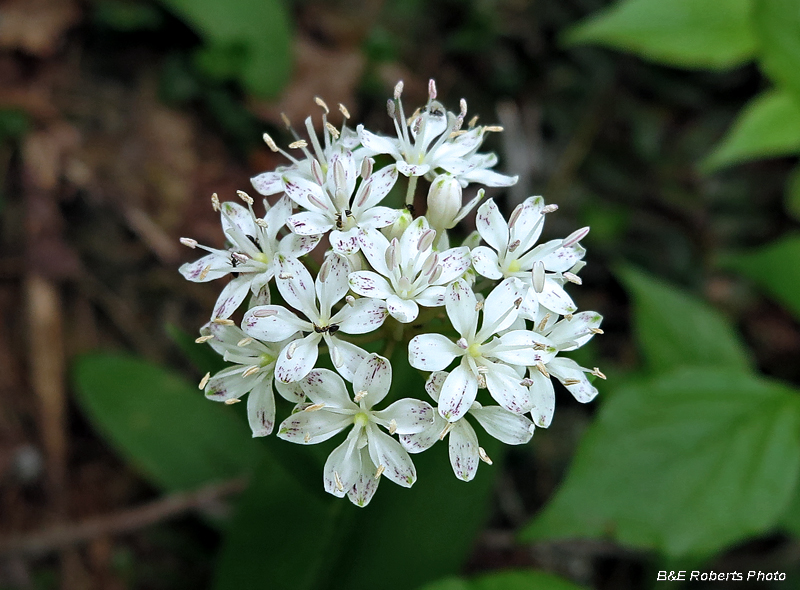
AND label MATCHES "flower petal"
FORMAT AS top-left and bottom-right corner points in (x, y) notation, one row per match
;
(242, 305), (307, 342)
(349, 271), (393, 299)
(275, 334), (320, 383)
(373, 399), (434, 434)
(334, 297), (387, 335)
(547, 311), (603, 350)
(386, 294), (419, 323)
(263, 195), (293, 240)
(204, 366), (257, 401)
(478, 278), (524, 338)
(275, 379), (305, 403)
(283, 175), (330, 212)
(446, 279), (478, 339)
(475, 199), (509, 253)
(357, 228), (391, 276)
(538, 280), (577, 315)
(447, 420), (480, 481)
(324, 430), (361, 497)
(408, 334), (459, 371)
(250, 170), (284, 196)
(277, 407), (352, 444)
(317, 253), (351, 316)
(247, 380), (276, 437)
(276, 257), (318, 316)
(470, 405), (534, 444)
(490, 330), (557, 366)
(279, 232), (321, 257)
(327, 337), (369, 382)
(357, 206), (401, 230)
(287, 211), (333, 236)
(353, 353), (392, 407)
(348, 445), (380, 507)
(528, 369), (555, 428)
(470, 246), (502, 280)
(300, 368), (353, 408)
(438, 362), (478, 422)
(212, 275), (251, 319)
(357, 165), (398, 211)
(180, 253), (230, 282)
(367, 423), (417, 487)
(220, 201), (257, 239)
(435, 246), (471, 284)
(396, 161), (430, 177)
(415, 286), (446, 307)
(399, 414), (446, 454)
(548, 357), (598, 403)
(484, 361), (533, 414)
(357, 126), (401, 158)
(425, 371), (448, 403)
